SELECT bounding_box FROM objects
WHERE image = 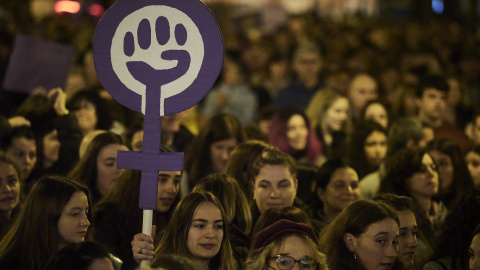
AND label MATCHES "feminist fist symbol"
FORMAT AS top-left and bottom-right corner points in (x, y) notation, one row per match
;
(124, 17), (191, 115)
(93, 0), (223, 209)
